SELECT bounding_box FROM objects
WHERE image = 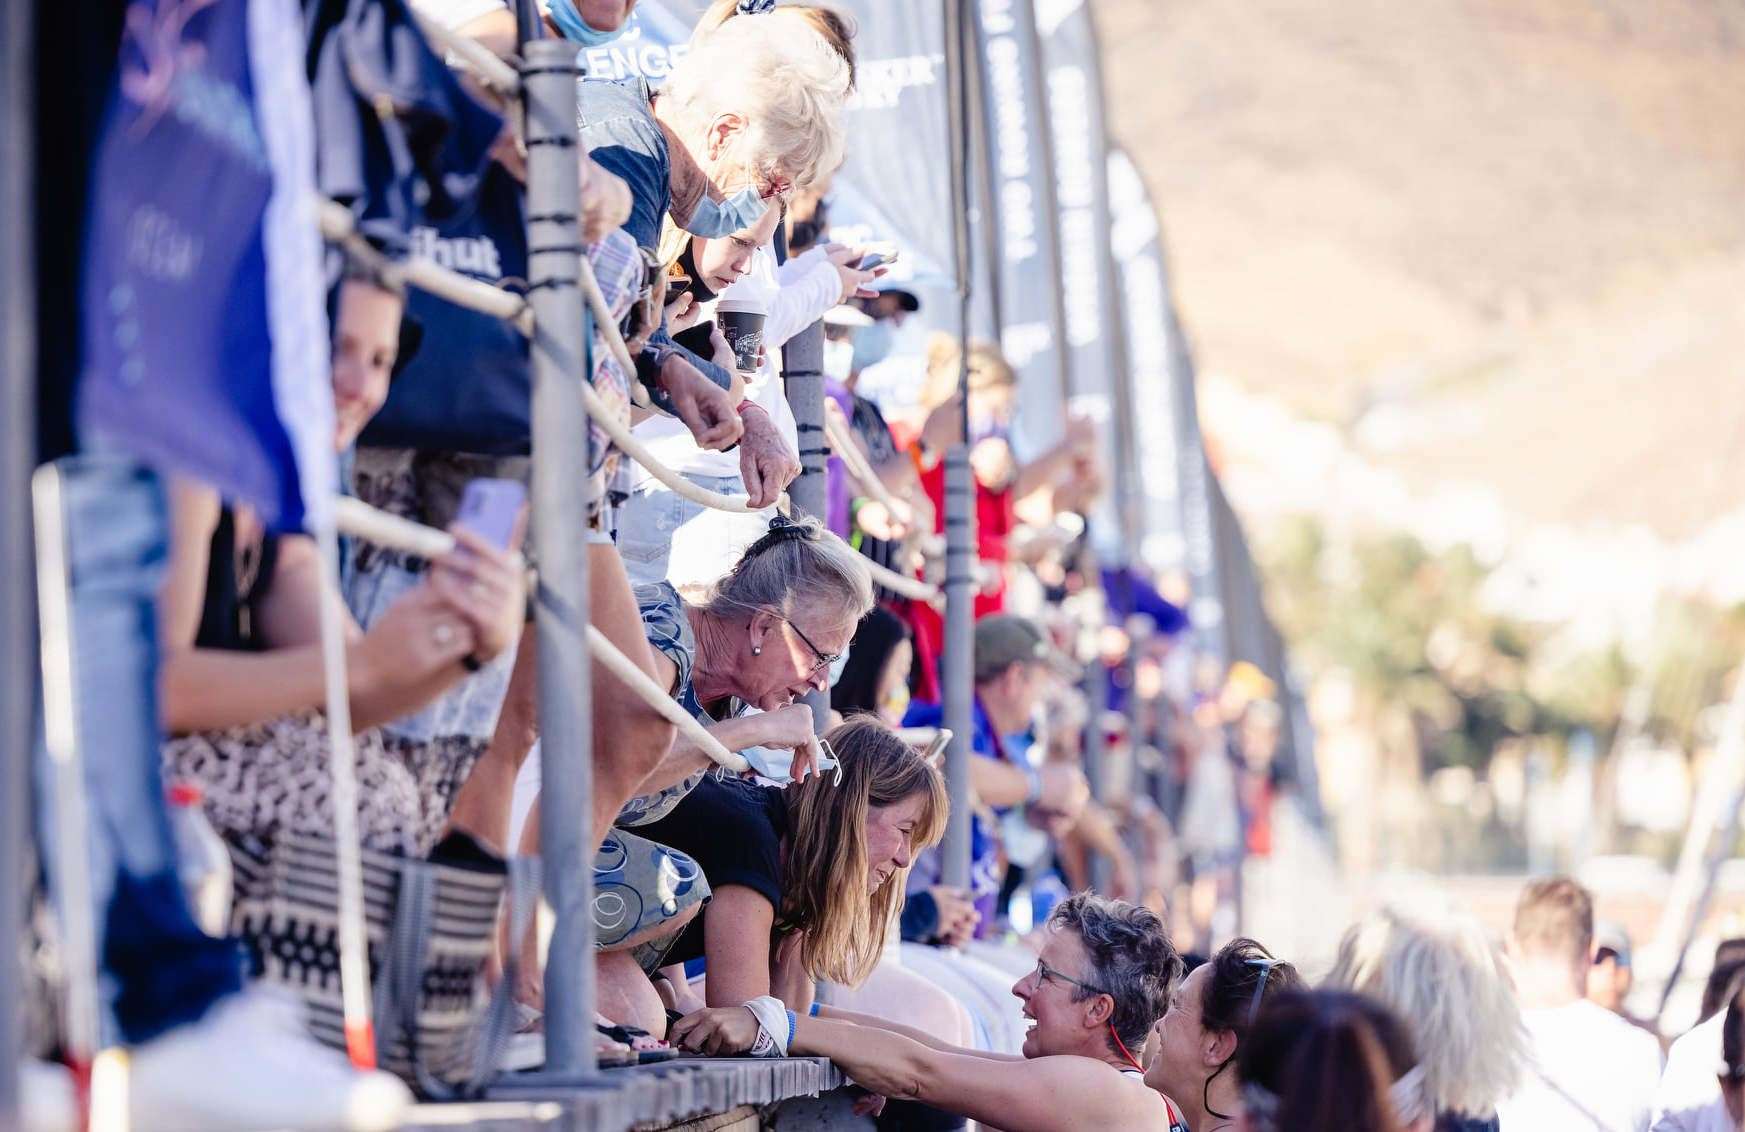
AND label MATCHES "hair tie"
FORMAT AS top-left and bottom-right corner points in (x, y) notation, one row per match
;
(737, 0), (777, 13)
(744, 515), (812, 558)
